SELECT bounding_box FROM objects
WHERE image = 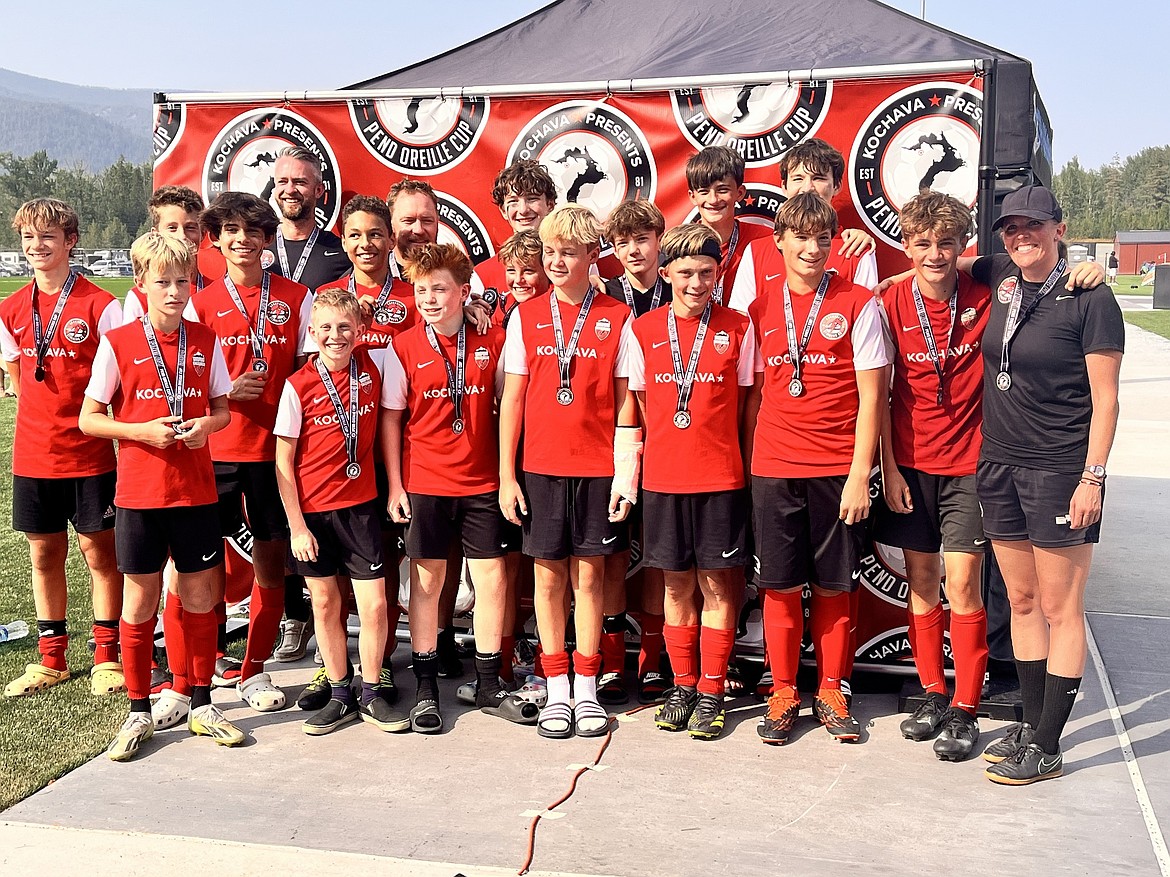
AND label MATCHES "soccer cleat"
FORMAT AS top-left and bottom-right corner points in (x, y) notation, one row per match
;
(687, 693), (726, 740)
(151, 689), (191, 730)
(982, 722), (1035, 764)
(272, 618), (312, 663)
(654, 685), (699, 732)
(212, 656), (242, 687)
(297, 668), (331, 711)
(377, 666), (400, 705)
(899, 692), (950, 741)
(359, 697), (411, 733)
(813, 689), (861, 742)
(302, 697), (359, 736)
(637, 671), (668, 704)
(597, 671), (630, 705)
(841, 677), (853, 709)
(4, 663), (70, 697)
(106, 712), (153, 762)
(188, 704), (246, 746)
(934, 709), (980, 762)
(985, 742), (1063, 785)
(757, 688), (802, 745)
